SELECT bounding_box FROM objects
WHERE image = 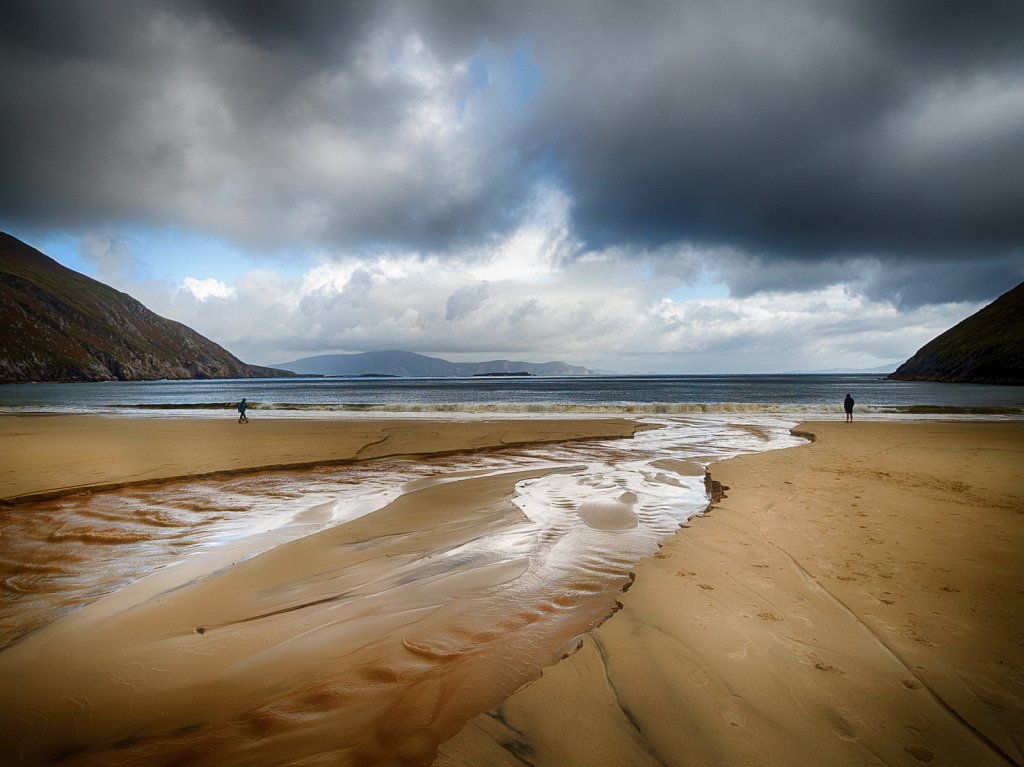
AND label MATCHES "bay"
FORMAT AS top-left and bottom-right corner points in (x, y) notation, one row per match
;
(1, 373), (1022, 415)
